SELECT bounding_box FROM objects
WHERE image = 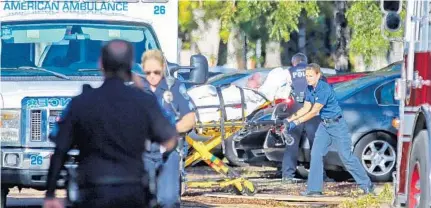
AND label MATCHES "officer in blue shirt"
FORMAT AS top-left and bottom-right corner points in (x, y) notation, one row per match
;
(283, 63), (374, 196)
(136, 49), (195, 208)
(281, 53), (332, 184)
